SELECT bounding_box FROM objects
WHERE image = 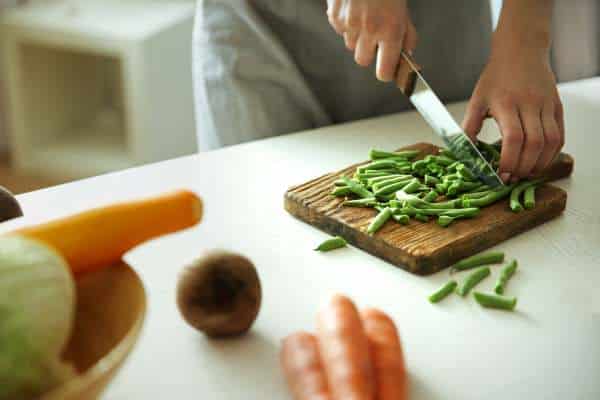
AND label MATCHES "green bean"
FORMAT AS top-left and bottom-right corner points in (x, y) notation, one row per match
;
(343, 198), (377, 207)
(393, 214), (410, 225)
(437, 215), (455, 227)
(355, 170), (399, 179)
(451, 251), (505, 272)
(446, 161), (462, 172)
(402, 178), (422, 194)
(461, 184), (514, 208)
(374, 180), (413, 196)
(426, 155), (455, 166)
(441, 208), (480, 218)
(372, 176), (413, 191)
(423, 190), (439, 202)
(314, 236), (347, 252)
(424, 175), (440, 186)
(341, 177), (373, 199)
(428, 280), (458, 303)
(366, 174), (407, 186)
(457, 266), (490, 296)
(334, 178), (348, 187)
(411, 159), (428, 171)
(473, 292), (517, 311)
(331, 186), (351, 196)
(523, 185), (536, 209)
(438, 149), (457, 160)
(478, 141), (501, 162)
(435, 182), (449, 194)
(398, 196), (459, 210)
(358, 159), (406, 172)
(456, 164), (476, 181)
(447, 180), (483, 196)
(369, 149), (421, 160)
(461, 190), (493, 200)
(510, 180), (542, 212)
(494, 260), (518, 295)
(415, 214), (429, 222)
(443, 173), (460, 181)
(367, 207), (393, 235)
